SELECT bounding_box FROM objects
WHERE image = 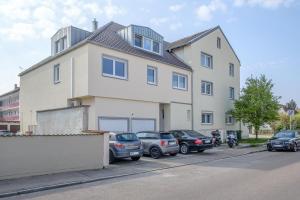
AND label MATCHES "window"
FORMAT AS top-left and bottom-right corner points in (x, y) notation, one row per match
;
(147, 66), (157, 85)
(102, 56), (127, 79)
(61, 37), (67, 51)
(134, 34), (161, 54)
(229, 63), (234, 77)
(201, 81), (213, 95)
(202, 112), (213, 124)
(226, 115), (235, 124)
(53, 64), (60, 83)
(229, 87), (235, 100)
(144, 37), (152, 51)
(55, 40), (60, 53)
(172, 73), (187, 90)
(201, 52), (213, 68)
(134, 34), (142, 47)
(217, 37), (221, 49)
(153, 41), (160, 53)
